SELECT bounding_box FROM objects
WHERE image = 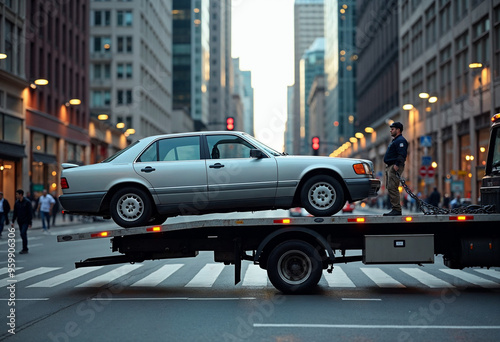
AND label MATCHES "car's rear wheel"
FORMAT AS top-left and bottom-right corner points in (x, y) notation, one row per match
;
(300, 175), (344, 216)
(110, 187), (152, 228)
